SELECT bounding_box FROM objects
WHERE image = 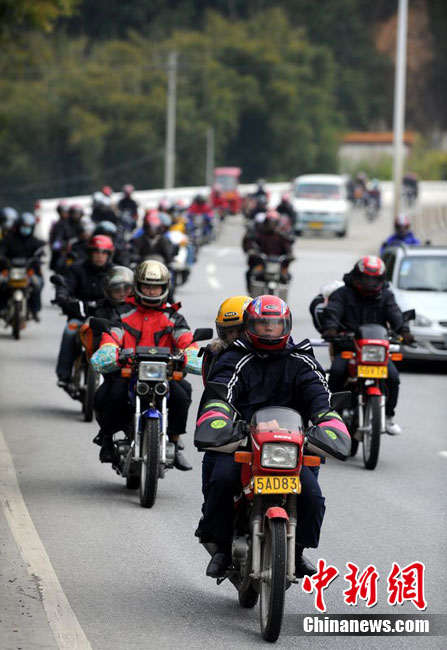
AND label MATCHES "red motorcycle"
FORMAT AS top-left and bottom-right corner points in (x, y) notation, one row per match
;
(201, 404), (348, 642)
(335, 323), (403, 470)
